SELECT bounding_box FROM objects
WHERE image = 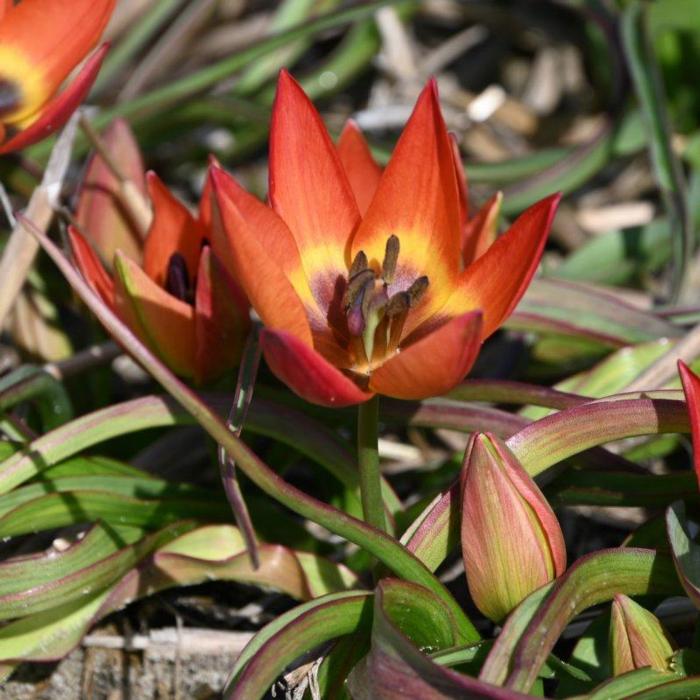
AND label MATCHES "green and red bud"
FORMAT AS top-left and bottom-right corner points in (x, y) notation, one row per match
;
(460, 432), (566, 622)
(609, 594), (675, 676)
